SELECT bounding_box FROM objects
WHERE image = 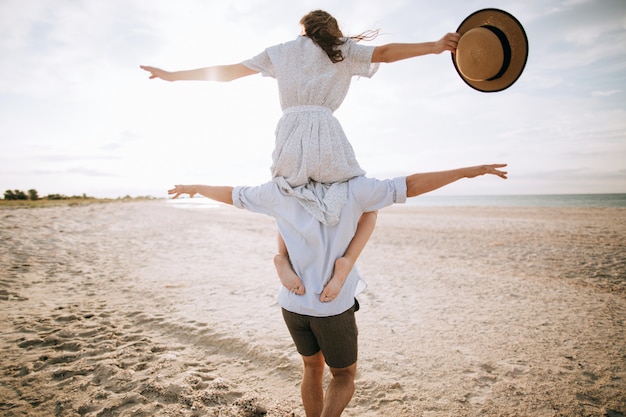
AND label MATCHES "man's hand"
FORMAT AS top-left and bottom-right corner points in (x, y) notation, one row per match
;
(168, 185), (197, 199)
(167, 184), (234, 205)
(465, 164), (508, 179)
